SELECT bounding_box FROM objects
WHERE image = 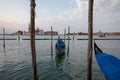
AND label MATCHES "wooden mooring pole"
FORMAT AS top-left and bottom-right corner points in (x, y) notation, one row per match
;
(30, 0), (38, 80)
(87, 0), (94, 80)
(68, 26), (70, 46)
(73, 33), (74, 41)
(67, 26), (70, 54)
(3, 28), (5, 50)
(18, 34), (20, 41)
(64, 28), (66, 44)
(51, 26), (53, 54)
